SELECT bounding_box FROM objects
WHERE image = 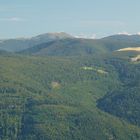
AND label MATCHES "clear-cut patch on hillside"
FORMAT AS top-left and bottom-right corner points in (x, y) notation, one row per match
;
(81, 66), (108, 74)
(51, 81), (61, 89)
